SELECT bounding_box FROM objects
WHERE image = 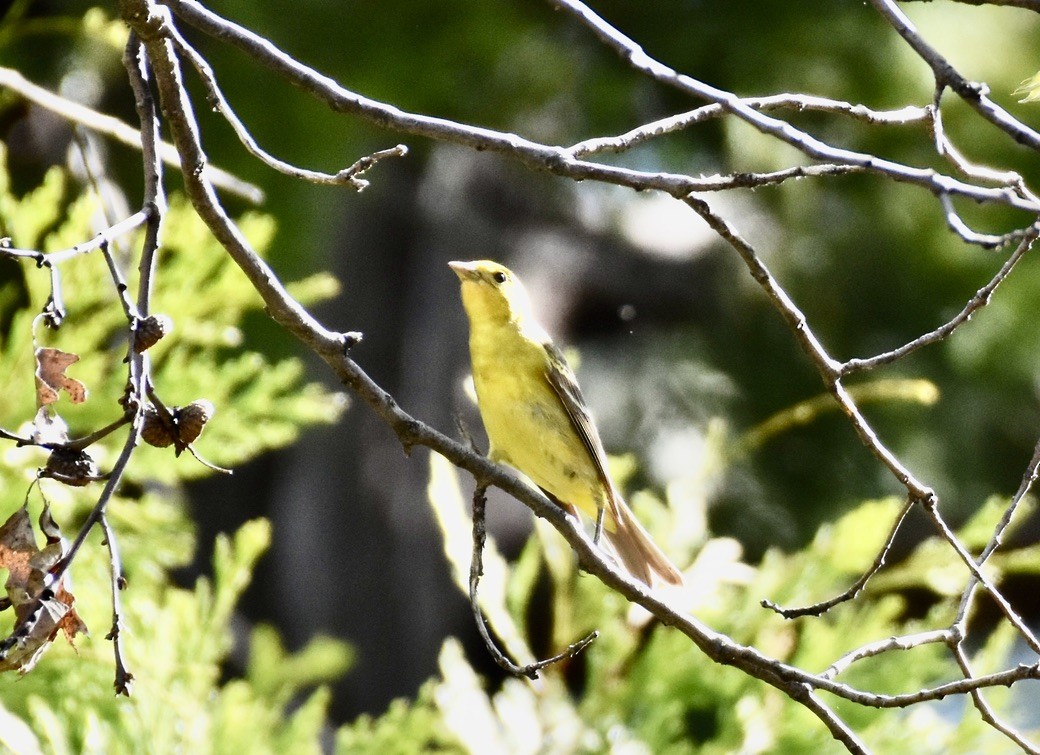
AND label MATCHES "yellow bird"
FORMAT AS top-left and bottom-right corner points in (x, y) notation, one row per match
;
(450, 260), (683, 587)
